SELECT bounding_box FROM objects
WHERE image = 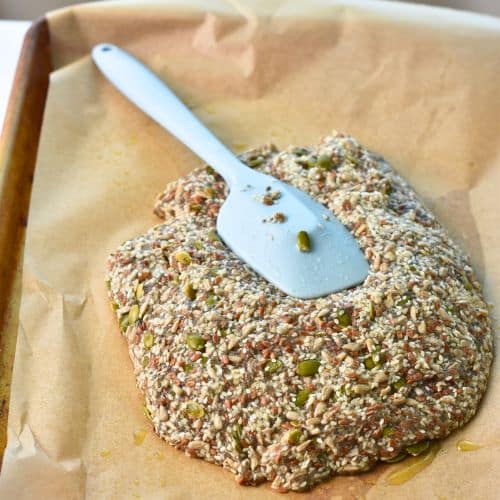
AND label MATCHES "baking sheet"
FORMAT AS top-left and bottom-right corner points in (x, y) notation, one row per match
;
(0, 0), (499, 498)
